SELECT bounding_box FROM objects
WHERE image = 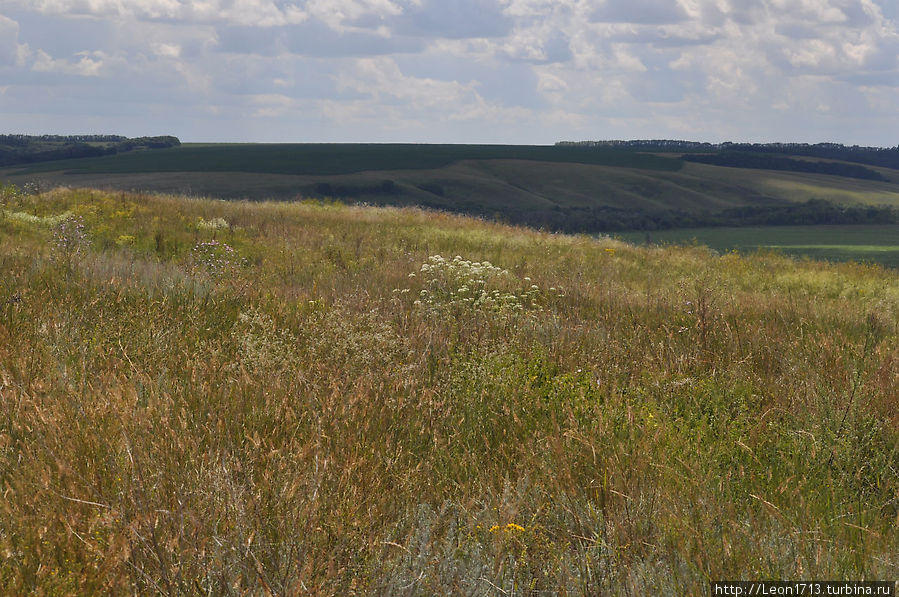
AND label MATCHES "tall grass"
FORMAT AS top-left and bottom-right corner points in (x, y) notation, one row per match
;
(0, 186), (897, 594)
